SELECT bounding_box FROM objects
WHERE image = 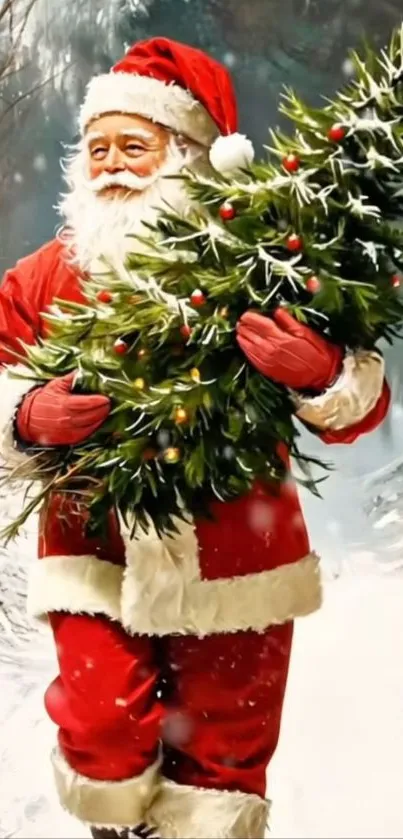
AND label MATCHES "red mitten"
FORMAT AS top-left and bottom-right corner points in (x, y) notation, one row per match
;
(236, 308), (343, 391)
(16, 372), (111, 446)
